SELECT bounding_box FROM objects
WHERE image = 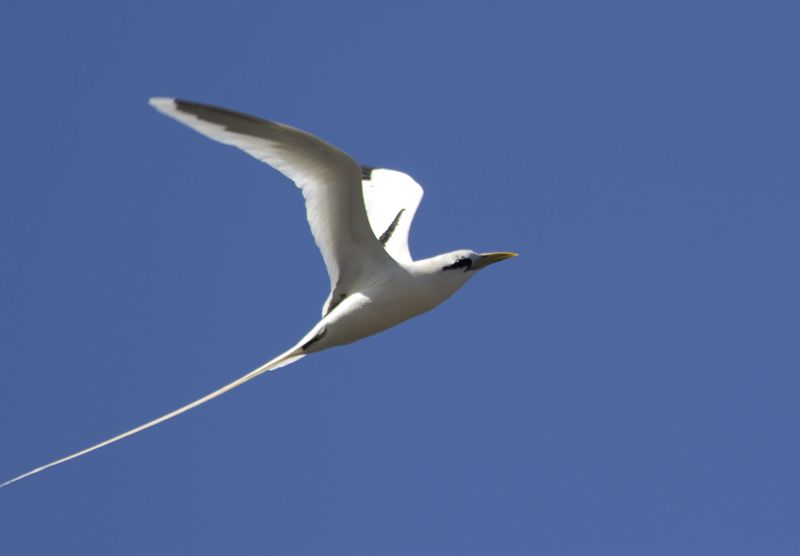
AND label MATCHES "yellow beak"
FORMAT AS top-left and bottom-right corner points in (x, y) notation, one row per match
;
(474, 251), (519, 270)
